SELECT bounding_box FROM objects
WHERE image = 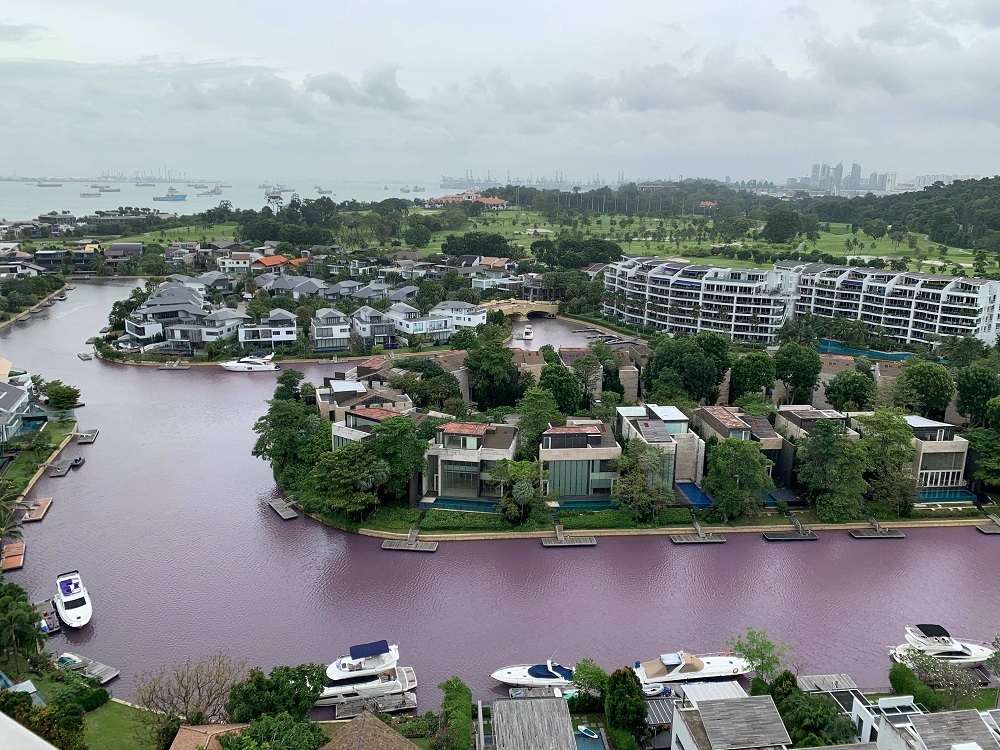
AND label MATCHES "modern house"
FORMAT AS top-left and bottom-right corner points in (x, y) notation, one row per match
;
(479, 698), (575, 750)
(423, 422), (518, 502)
(125, 283), (211, 346)
(164, 308), (249, 351)
(383, 303), (452, 345)
(538, 419), (621, 503)
(217, 252), (261, 274)
(197, 271), (237, 294)
(429, 300), (487, 329)
(351, 306), (396, 348)
(251, 255), (290, 275)
(0, 380), (31, 445)
(310, 308), (351, 352)
(670, 695), (791, 750)
(268, 276), (328, 299)
(616, 405), (706, 484)
(331, 406), (407, 448)
(862, 706), (1000, 750)
(238, 308), (298, 347)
